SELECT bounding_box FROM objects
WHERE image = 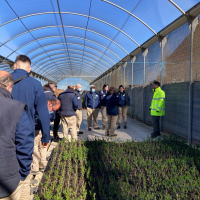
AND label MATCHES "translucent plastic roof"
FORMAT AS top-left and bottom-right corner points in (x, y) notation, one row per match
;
(0, 0), (199, 83)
